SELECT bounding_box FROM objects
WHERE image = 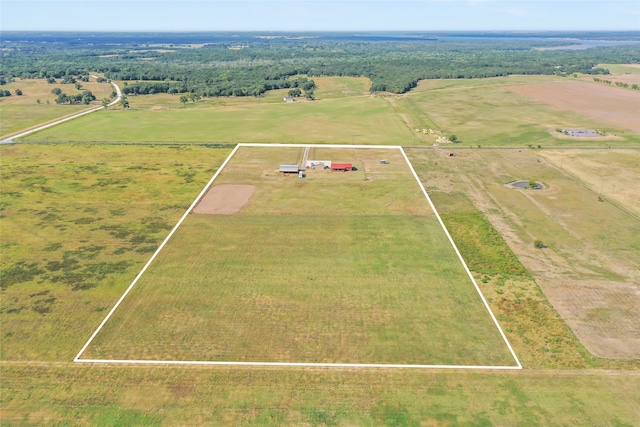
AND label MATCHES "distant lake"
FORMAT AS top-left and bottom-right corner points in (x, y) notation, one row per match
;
(2, 31), (639, 49)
